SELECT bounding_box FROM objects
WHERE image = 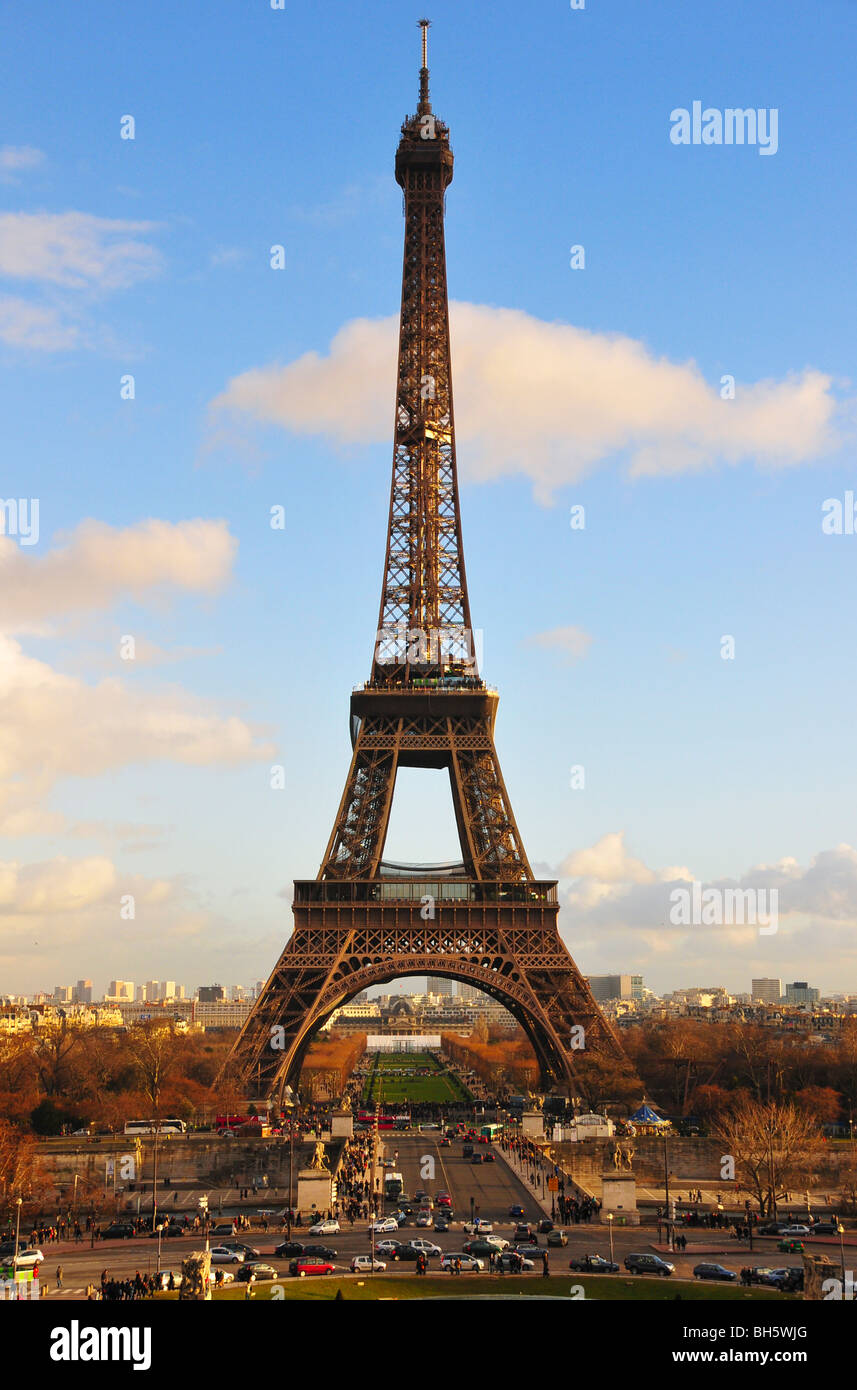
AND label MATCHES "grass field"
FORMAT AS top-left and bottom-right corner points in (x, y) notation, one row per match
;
(363, 1052), (471, 1106)
(189, 1275), (791, 1302)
